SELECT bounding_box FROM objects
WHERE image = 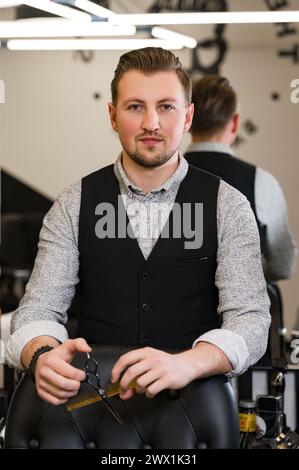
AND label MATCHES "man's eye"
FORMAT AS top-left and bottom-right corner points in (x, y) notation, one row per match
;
(160, 104), (175, 111)
(128, 104), (142, 111)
